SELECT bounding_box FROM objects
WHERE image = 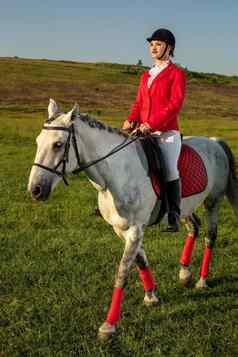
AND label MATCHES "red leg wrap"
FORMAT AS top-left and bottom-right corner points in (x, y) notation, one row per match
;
(139, 266), (156, 291)
(180, 233), (196, 266)
(106, 287), (124, 325)
(200, 247), (213, 278)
